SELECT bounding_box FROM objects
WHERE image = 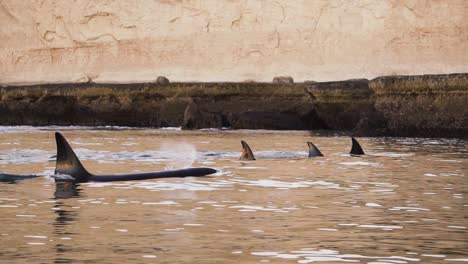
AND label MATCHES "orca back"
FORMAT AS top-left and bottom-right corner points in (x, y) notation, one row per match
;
(350, 137), (365, 156)
(54, 132), (216, 183)
(307, 142), (324, 157)
(55, 132), (92, 182)
(240, 140), (255, 160)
